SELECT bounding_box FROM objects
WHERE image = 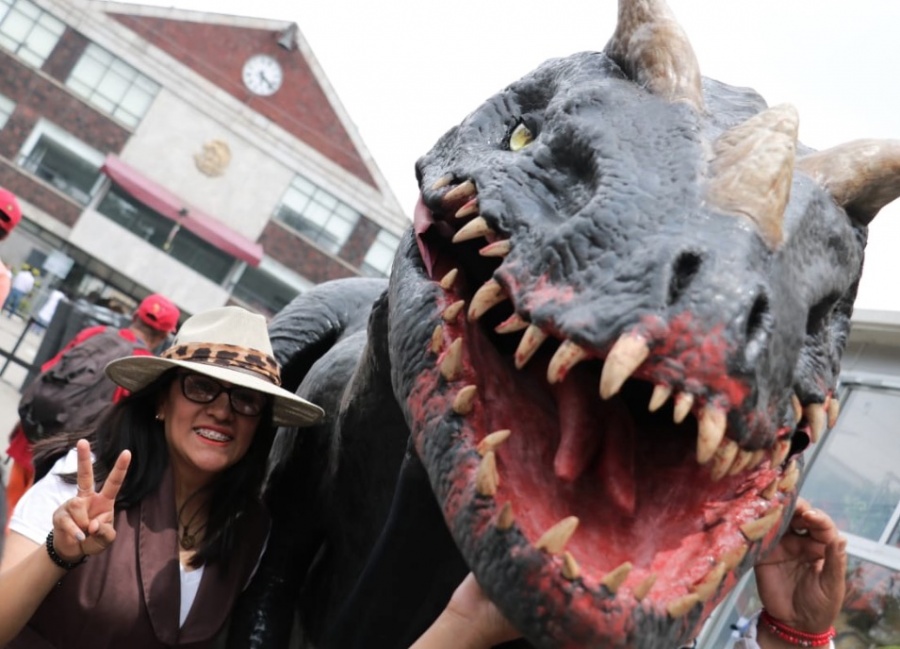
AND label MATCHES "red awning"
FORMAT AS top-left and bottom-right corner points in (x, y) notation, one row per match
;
(100, 155), (263, 267)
